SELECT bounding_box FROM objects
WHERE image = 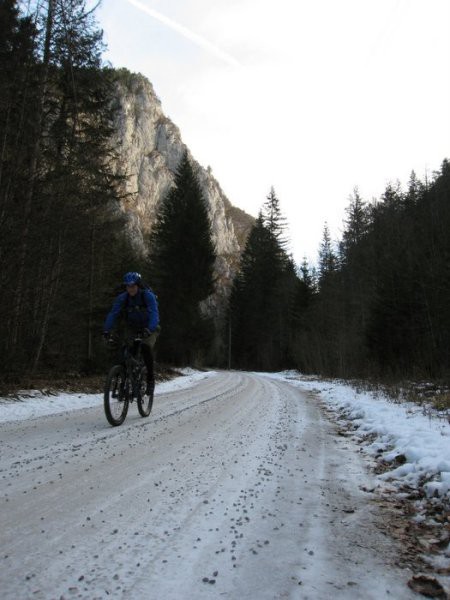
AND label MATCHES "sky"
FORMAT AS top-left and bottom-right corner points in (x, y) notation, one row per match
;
(97, 0), (450, 264)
